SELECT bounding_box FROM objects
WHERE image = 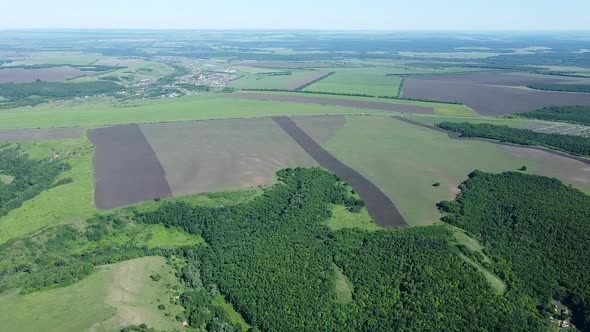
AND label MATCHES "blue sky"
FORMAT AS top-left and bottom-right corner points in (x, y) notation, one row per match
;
(1, 0), (589, 30)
